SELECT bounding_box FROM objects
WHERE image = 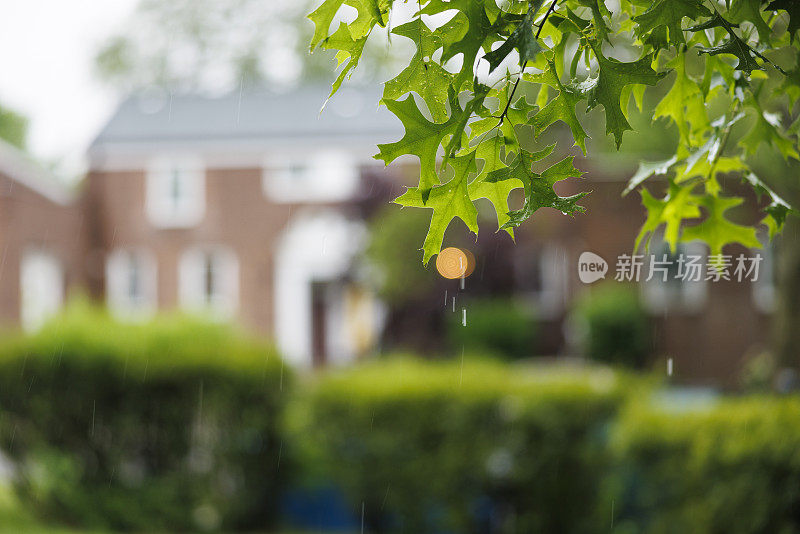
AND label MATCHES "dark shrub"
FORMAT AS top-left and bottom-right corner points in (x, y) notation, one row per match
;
(0, 303), (288, 532)
(446, 298), (537, 358)
(574, 284), (650, 368)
